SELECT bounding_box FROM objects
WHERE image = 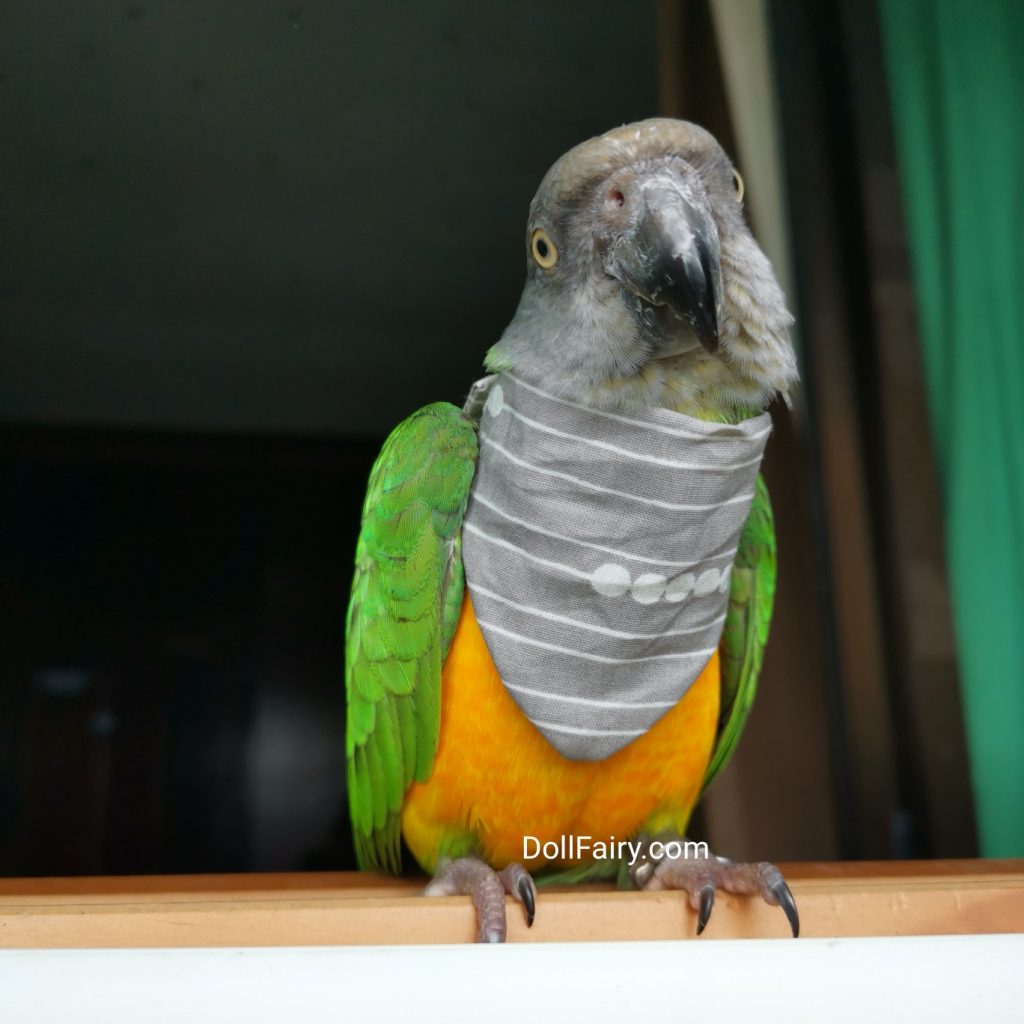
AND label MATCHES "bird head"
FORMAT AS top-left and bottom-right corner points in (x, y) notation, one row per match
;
(487, 119), (797, 415)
